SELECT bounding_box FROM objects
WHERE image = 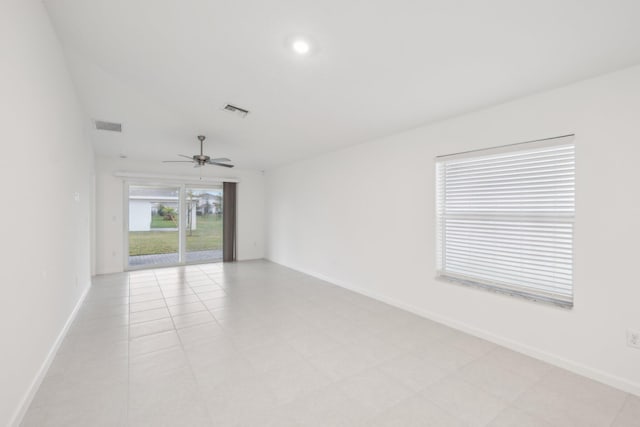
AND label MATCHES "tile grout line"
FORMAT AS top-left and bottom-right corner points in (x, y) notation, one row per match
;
(155, 265), (216, 425)
(608, 394), (631, 427)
